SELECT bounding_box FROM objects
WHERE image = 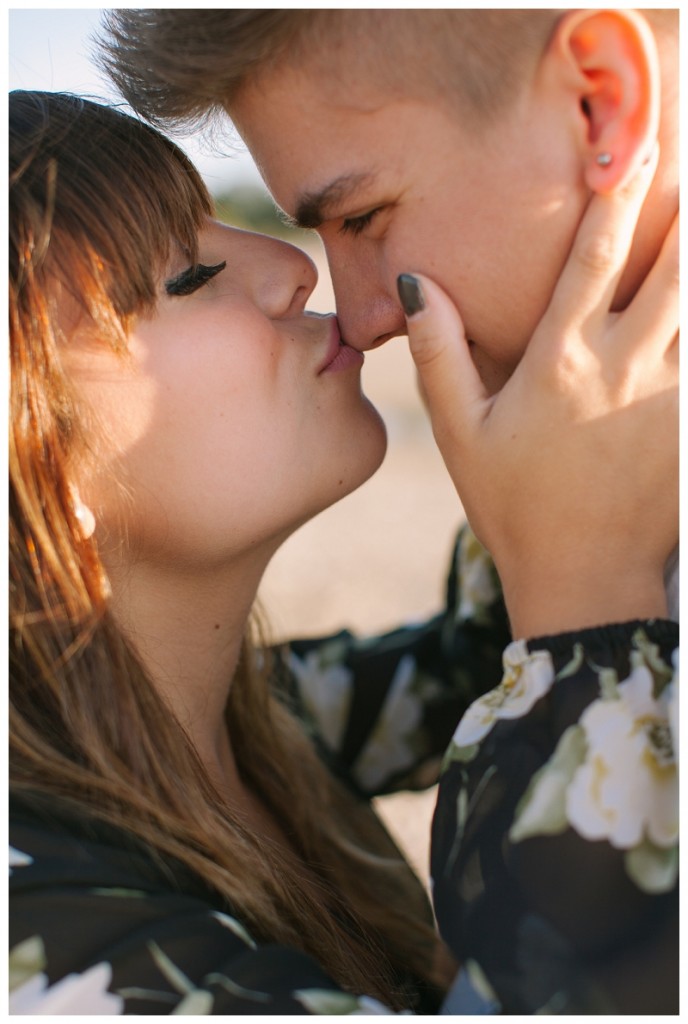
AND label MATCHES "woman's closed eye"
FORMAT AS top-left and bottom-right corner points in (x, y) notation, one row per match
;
(165, 261), (227, 297)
